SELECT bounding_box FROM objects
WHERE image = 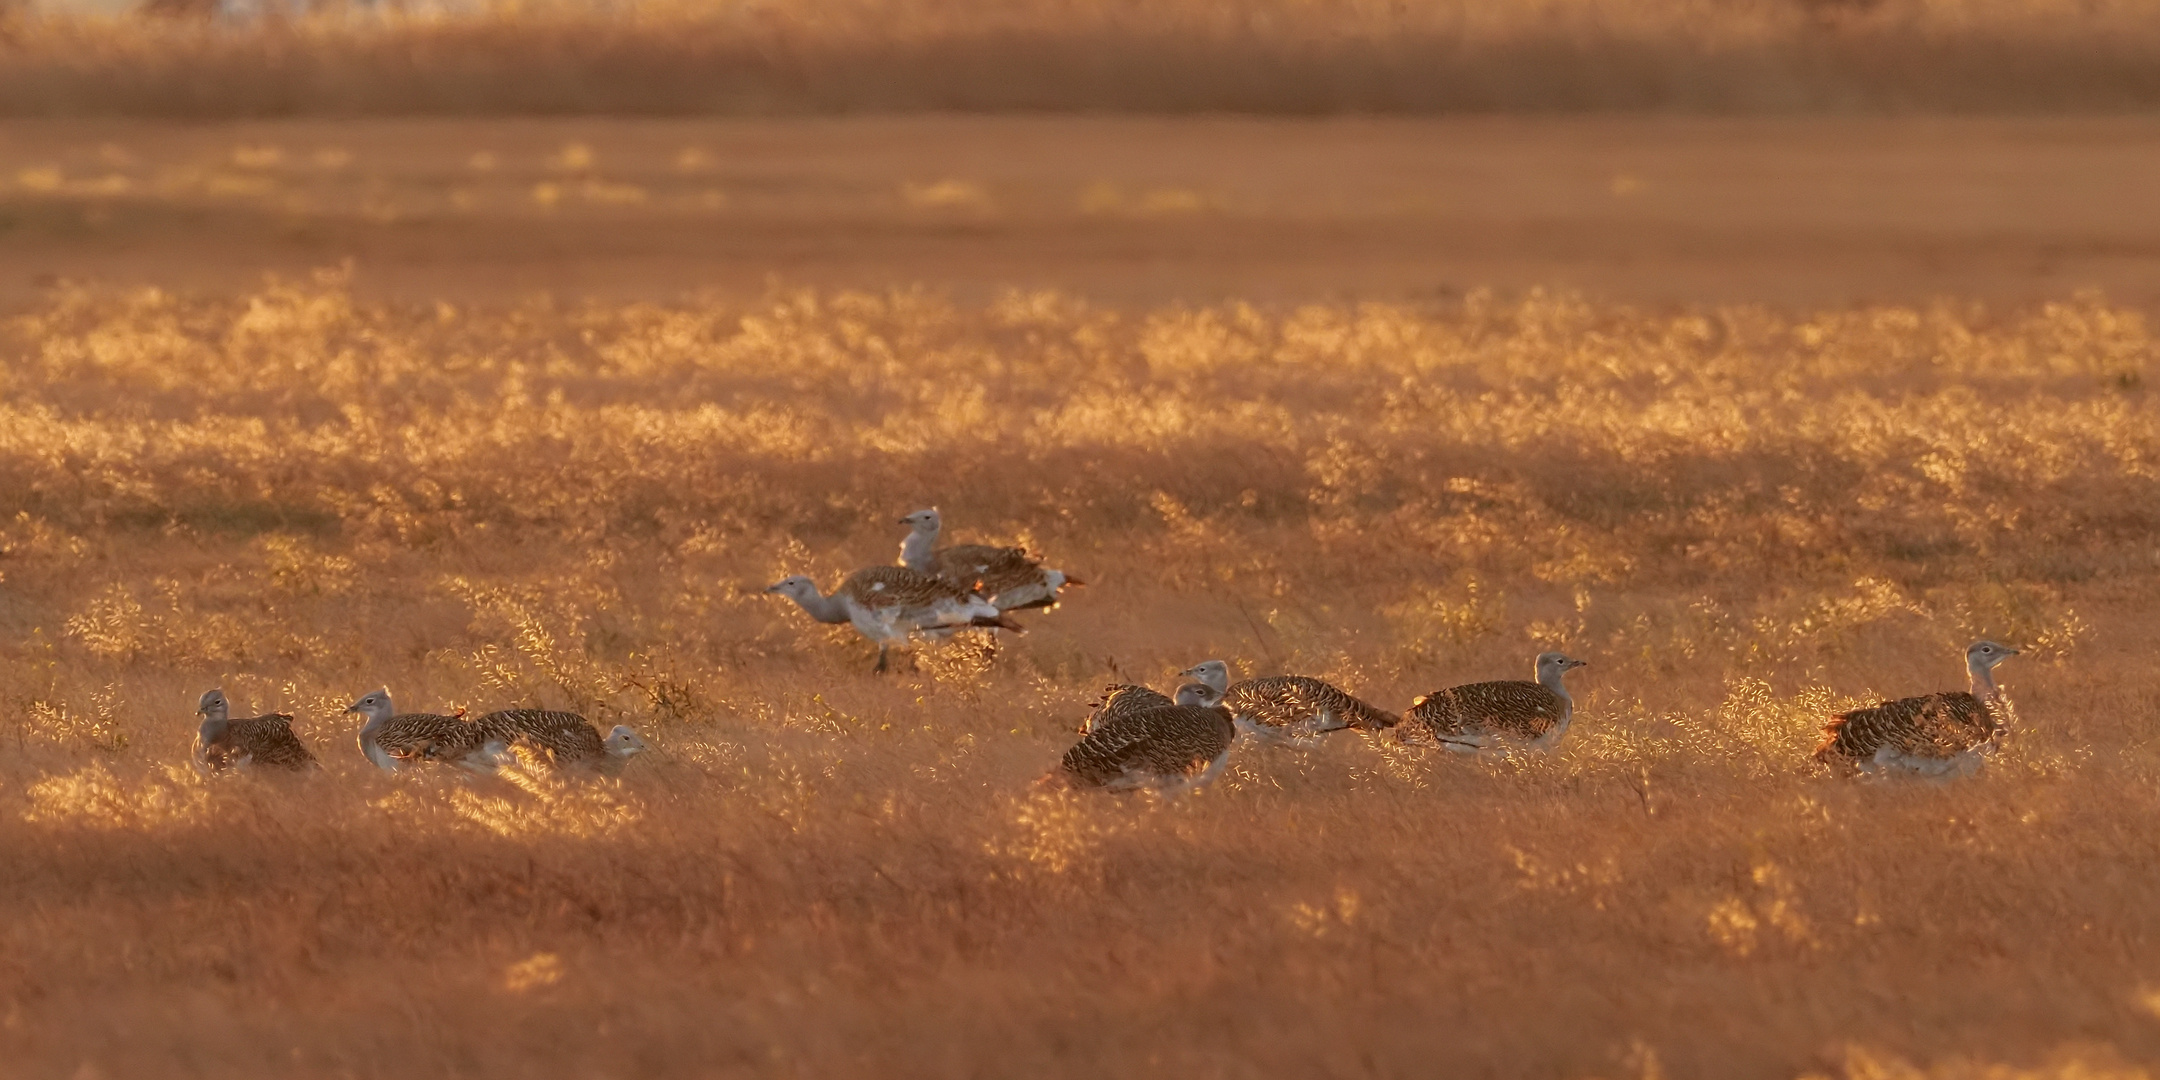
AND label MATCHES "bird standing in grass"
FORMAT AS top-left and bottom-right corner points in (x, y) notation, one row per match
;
(1047, 682), (1238, 793)
(1400, 652), (1588, 752)
(1814, 640), (2019, 777)
(897, 507), (1081, 614)
(767, 566), (1024, 673)
(194, 688), (317, 773)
